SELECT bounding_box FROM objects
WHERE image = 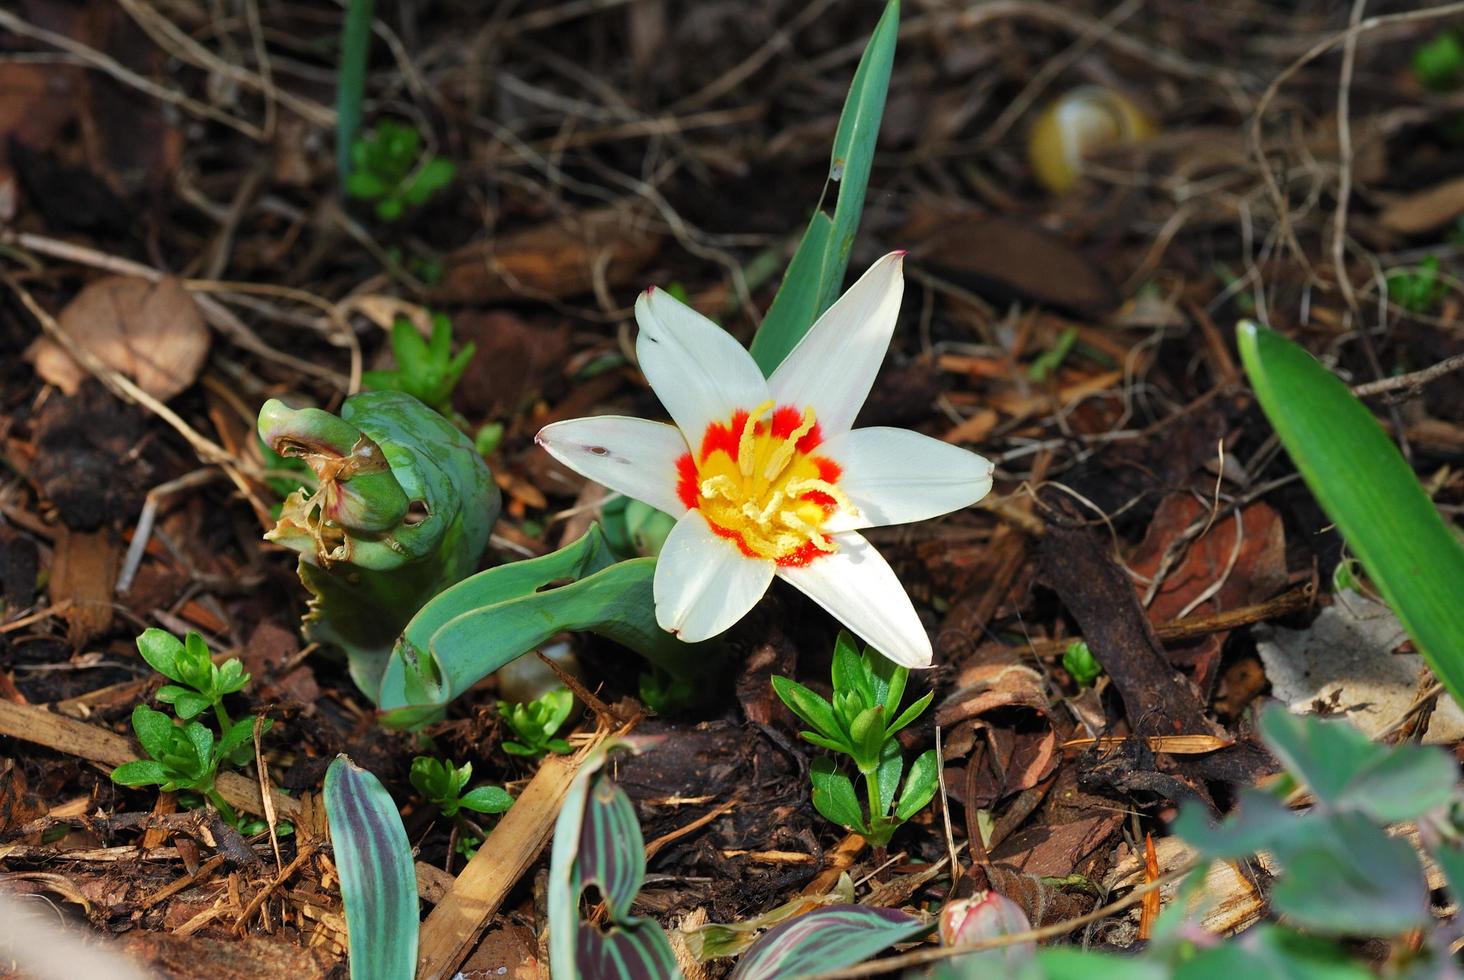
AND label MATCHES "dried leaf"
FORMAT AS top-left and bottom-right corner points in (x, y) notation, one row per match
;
(27, 276), (208, 401)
